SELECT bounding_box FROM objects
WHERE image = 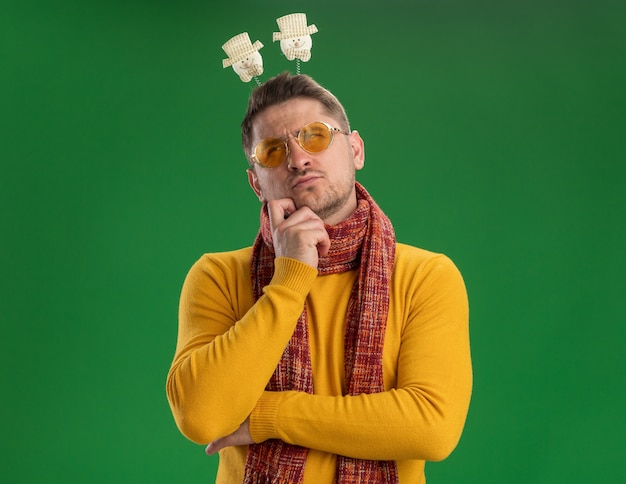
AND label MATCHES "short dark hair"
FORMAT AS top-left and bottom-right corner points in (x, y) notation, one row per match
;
(241, 72), (350, 162)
